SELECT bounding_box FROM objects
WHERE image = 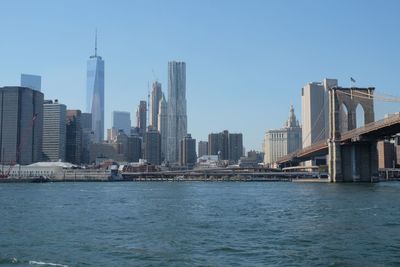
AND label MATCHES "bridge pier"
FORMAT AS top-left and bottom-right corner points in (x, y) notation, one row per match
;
(328, 140), (343, 182)
(328, 86), (377, 182)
